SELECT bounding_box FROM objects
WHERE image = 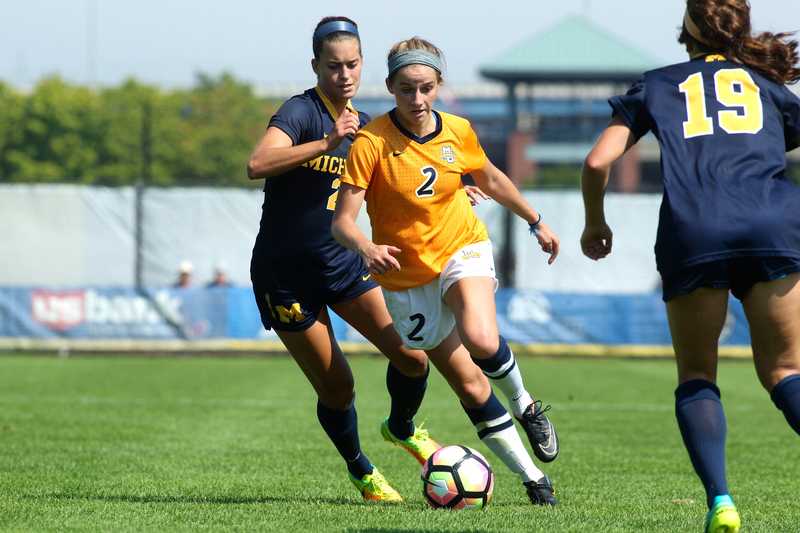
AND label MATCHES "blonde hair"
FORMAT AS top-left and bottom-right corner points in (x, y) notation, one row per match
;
(387, 37), (445, 82)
